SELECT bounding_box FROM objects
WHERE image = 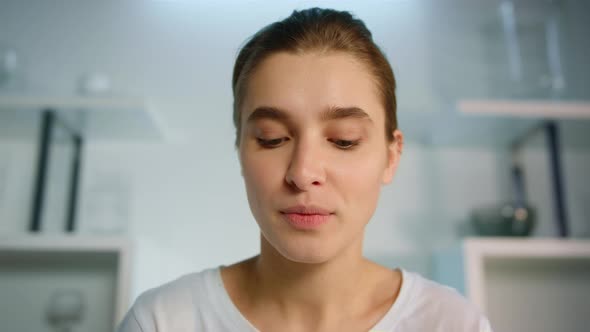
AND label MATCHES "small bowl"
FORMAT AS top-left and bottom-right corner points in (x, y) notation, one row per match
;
(471, 203), (536, 237)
